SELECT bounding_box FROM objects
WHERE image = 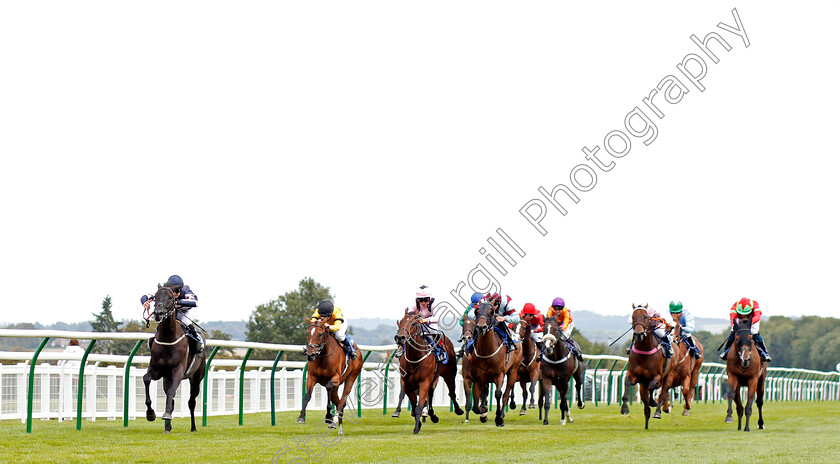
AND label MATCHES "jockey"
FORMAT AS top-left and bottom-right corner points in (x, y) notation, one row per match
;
(627, 303), (674, 359)
(141, 275), (204, 354)
(310, 299), (357, 359)
(407, 285), (447, 363)
(518, 303), (544, 345)
(668, 301), (702, 359)
(719, 297), (771, 362)
(484, 292), (520, 352)
(546, 297), (583, 362)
